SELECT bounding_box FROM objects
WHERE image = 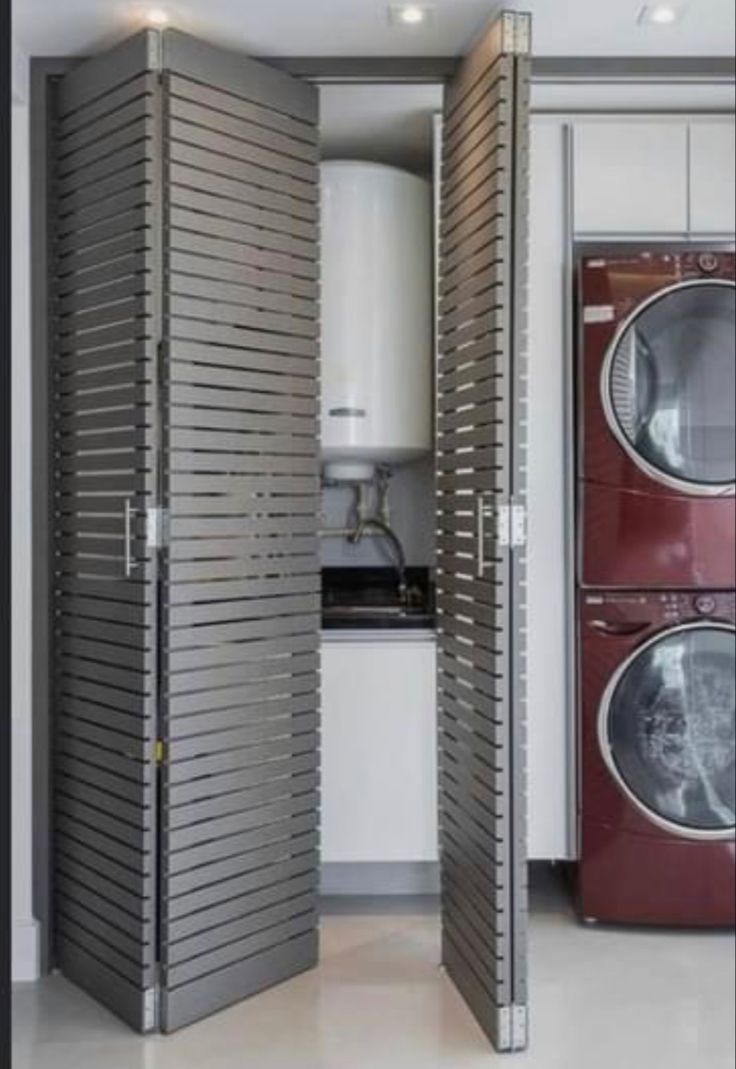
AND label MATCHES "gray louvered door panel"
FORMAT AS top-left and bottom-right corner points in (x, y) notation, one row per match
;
(158, 31), (321, 1032)
(50, 32), (162, 1034)
(437, 12), (531, 1054)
